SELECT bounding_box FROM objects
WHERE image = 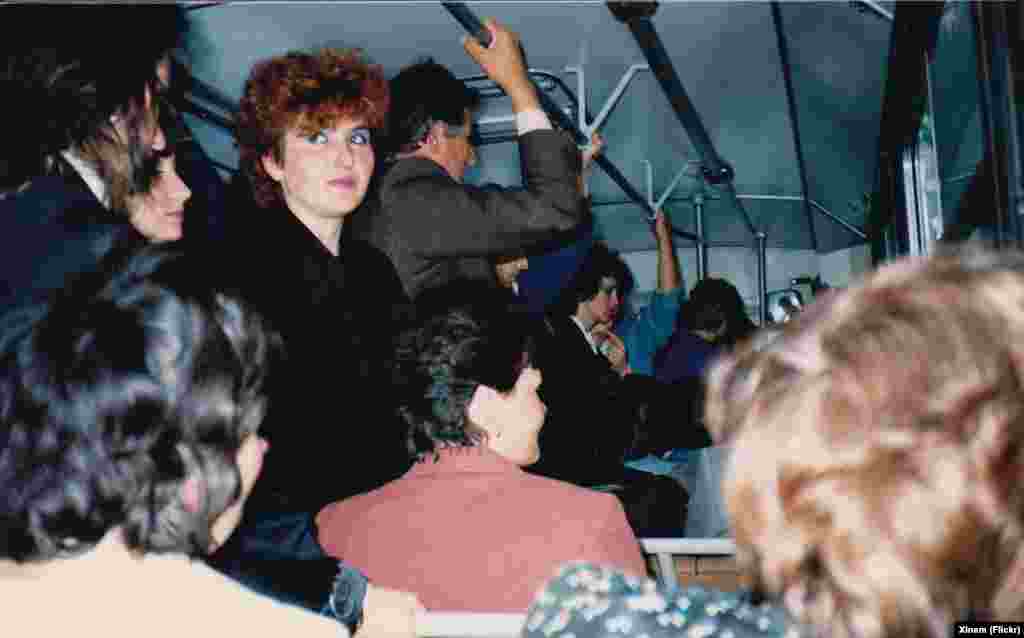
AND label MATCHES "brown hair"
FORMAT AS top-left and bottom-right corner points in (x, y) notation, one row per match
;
(236, 48), (388, 209)
(706, 247), (1024, 638)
